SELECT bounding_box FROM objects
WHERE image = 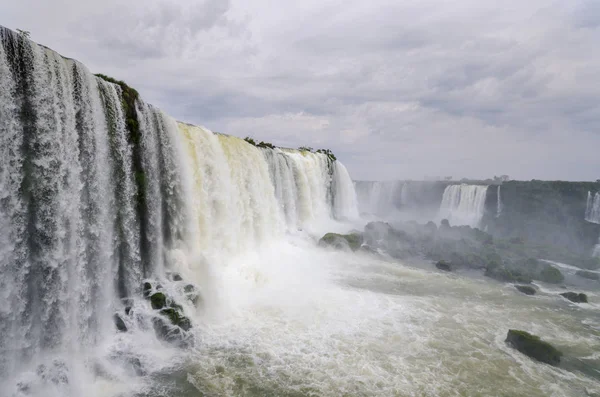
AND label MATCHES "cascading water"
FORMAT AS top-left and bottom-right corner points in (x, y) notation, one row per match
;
(353, 180), (401, 216)
(586, 191), (600, 256)
(438, 184), (489, 228)
(496, 185), (502, 218)
(585, 191), (600, 224)
(0, 27), (359, 396)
